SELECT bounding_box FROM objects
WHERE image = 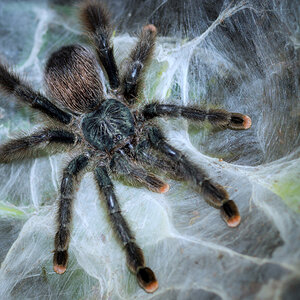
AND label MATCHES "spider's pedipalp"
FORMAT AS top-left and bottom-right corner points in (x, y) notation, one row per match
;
(143, 102), (252, 130)
(136, 139), (180, 176)
(111, 151), (169, 193)
(146, 126), (241, 225)
(0, 129), (77, 163)
(0, 62), (72, 124)
(121, 24), (157, 104)
(94, 166), (158, 293)
(79, 0), (120, 89)
(54, 154), (90, 274)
